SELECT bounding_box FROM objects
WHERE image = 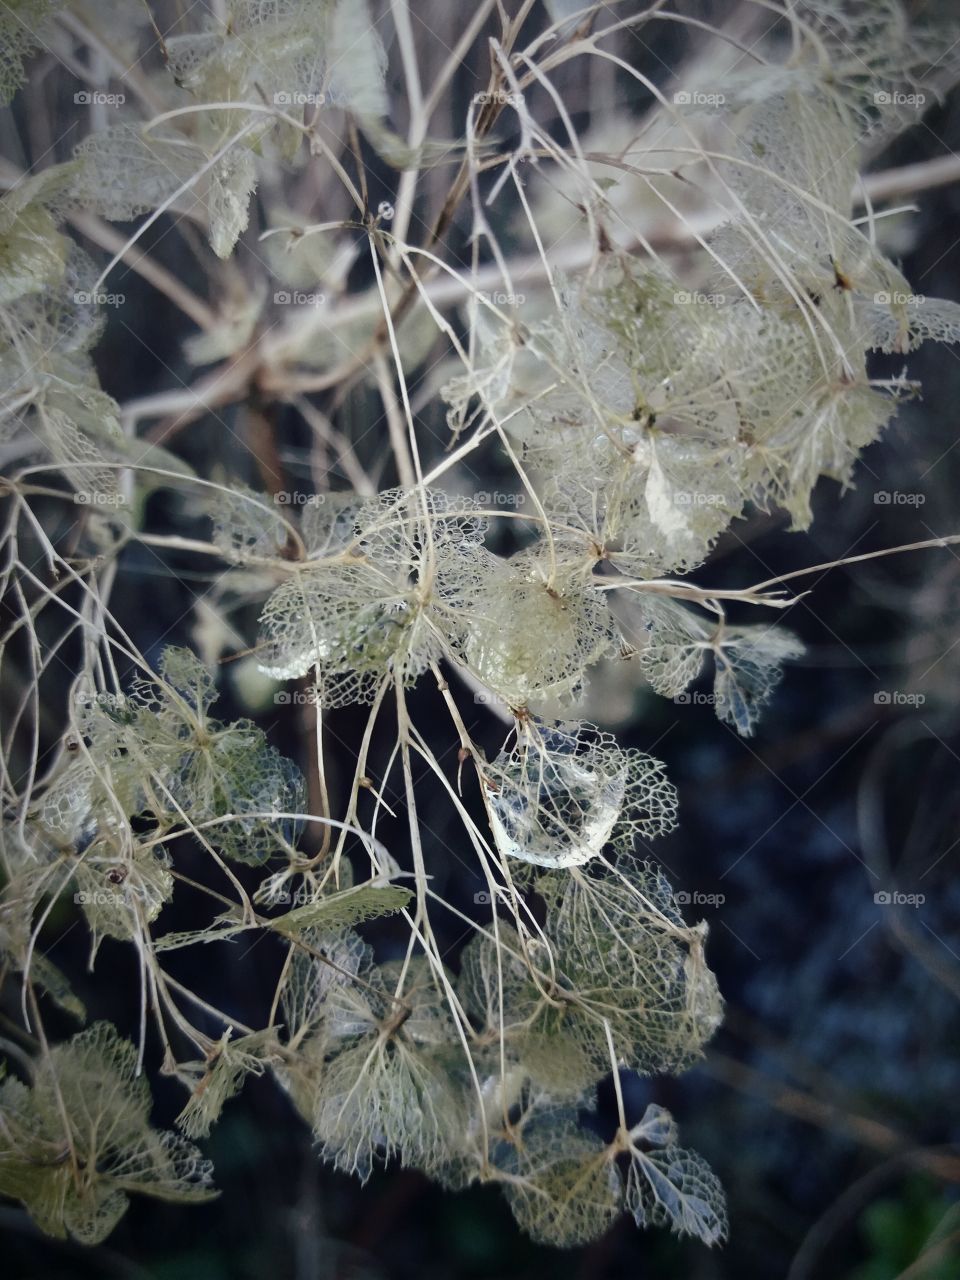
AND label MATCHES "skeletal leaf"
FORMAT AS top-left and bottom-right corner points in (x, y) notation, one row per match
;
(327, 0), (388, 120)
(210, 486), (289, 562)
(627, 596), (710, 698)
(300, 491), (365, 556)
(538, 858), (723, 1074)
(16, 954), (86, 1022)
(176, 1029), (276, 1139)
(157, 646), (218, 711)
(157, 883), (412, 952)
(484, 722), (677, 868)
(271, 884), (414, 936)
(36, 755), (142, 852)
(310, 1031), (461, 1182)
(166, 0), (328, 109)
(67, 648), (306, 865)
(711, 93), (863, 296)
(626, 1142), (727, 1246)
(0, 199), (66, 304)
(207, 148), (257, 259)
(257, 488), (485, 704)
(793, 0), (949, 131)
(257, 561), (409, 691)
(280, 925), (372, 1046)
(457, 924), (596, 1097)
(629, 1102), (678, 1149)
(453, 543), (616, 706)
(0, 1024), (216, 1244)
(282, 951), (462, 1181)
(0, 0), (55, 104)
(72, 845), (174, 945)
(471, 260), (749, 575)
(712, 625), (805, 737)
(460, 851), (721, 1089)
(498, 1107), (621, 1248)
(166, 722), (305, 863)
(858, 294), (960, 355)
(33, 386), (127, 502)
(71, 127), (200, 222)
(729, 302), (897, 530)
